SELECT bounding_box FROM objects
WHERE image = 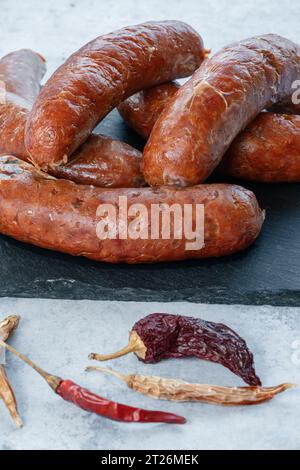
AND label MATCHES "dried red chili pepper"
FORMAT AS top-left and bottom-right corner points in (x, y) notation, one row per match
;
(0, 338), (185, 425)
(89, 313), (261, 386)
